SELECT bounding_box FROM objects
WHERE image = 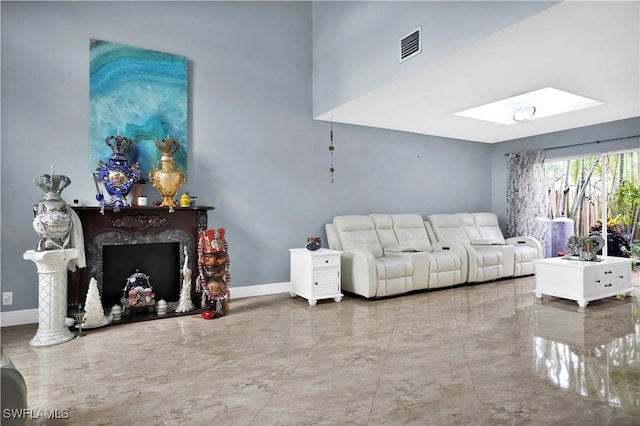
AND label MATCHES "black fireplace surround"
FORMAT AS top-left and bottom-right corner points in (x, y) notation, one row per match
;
(69, 206), (213, 316)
